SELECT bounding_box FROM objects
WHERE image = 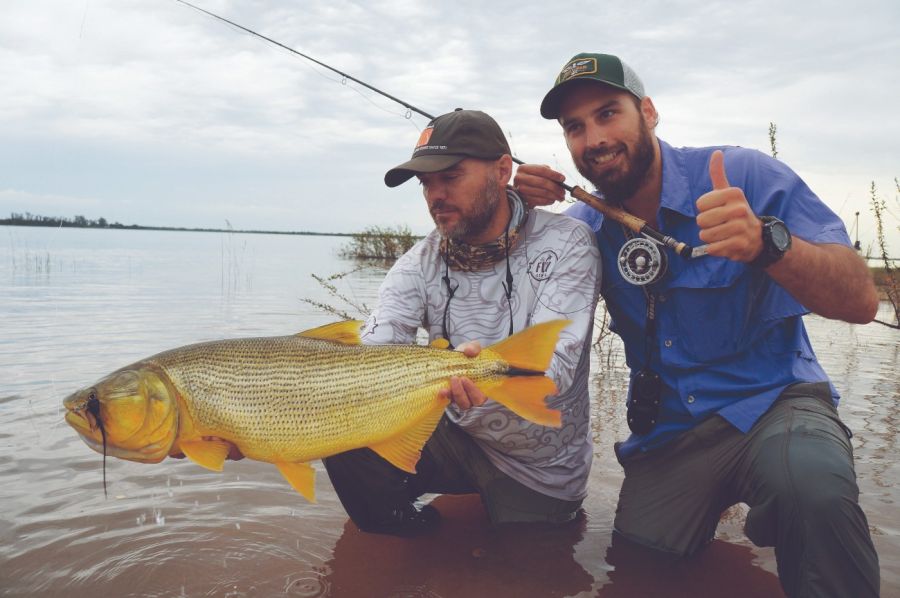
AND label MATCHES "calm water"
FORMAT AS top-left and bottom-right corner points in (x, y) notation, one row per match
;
(1, 225), (897, 597)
